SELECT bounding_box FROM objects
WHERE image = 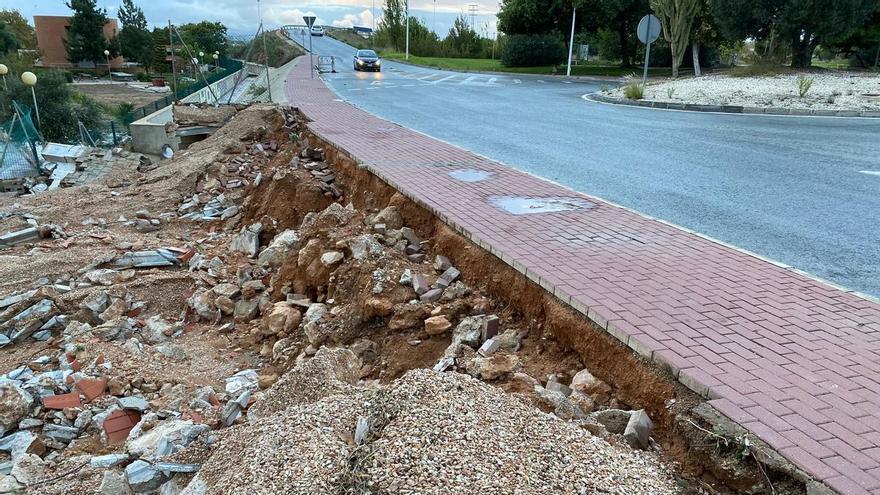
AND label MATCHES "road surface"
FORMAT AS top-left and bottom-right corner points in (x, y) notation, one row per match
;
(288, 32), (880, 297)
